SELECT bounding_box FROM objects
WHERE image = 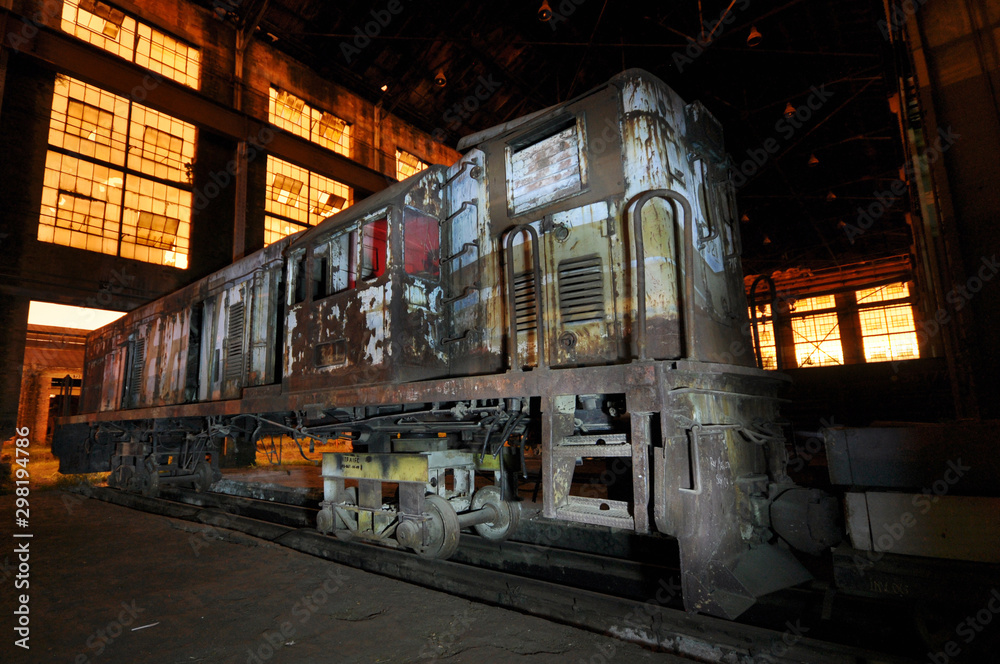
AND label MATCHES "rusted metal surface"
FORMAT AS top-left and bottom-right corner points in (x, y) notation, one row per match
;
(55, 69), (834, 619)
